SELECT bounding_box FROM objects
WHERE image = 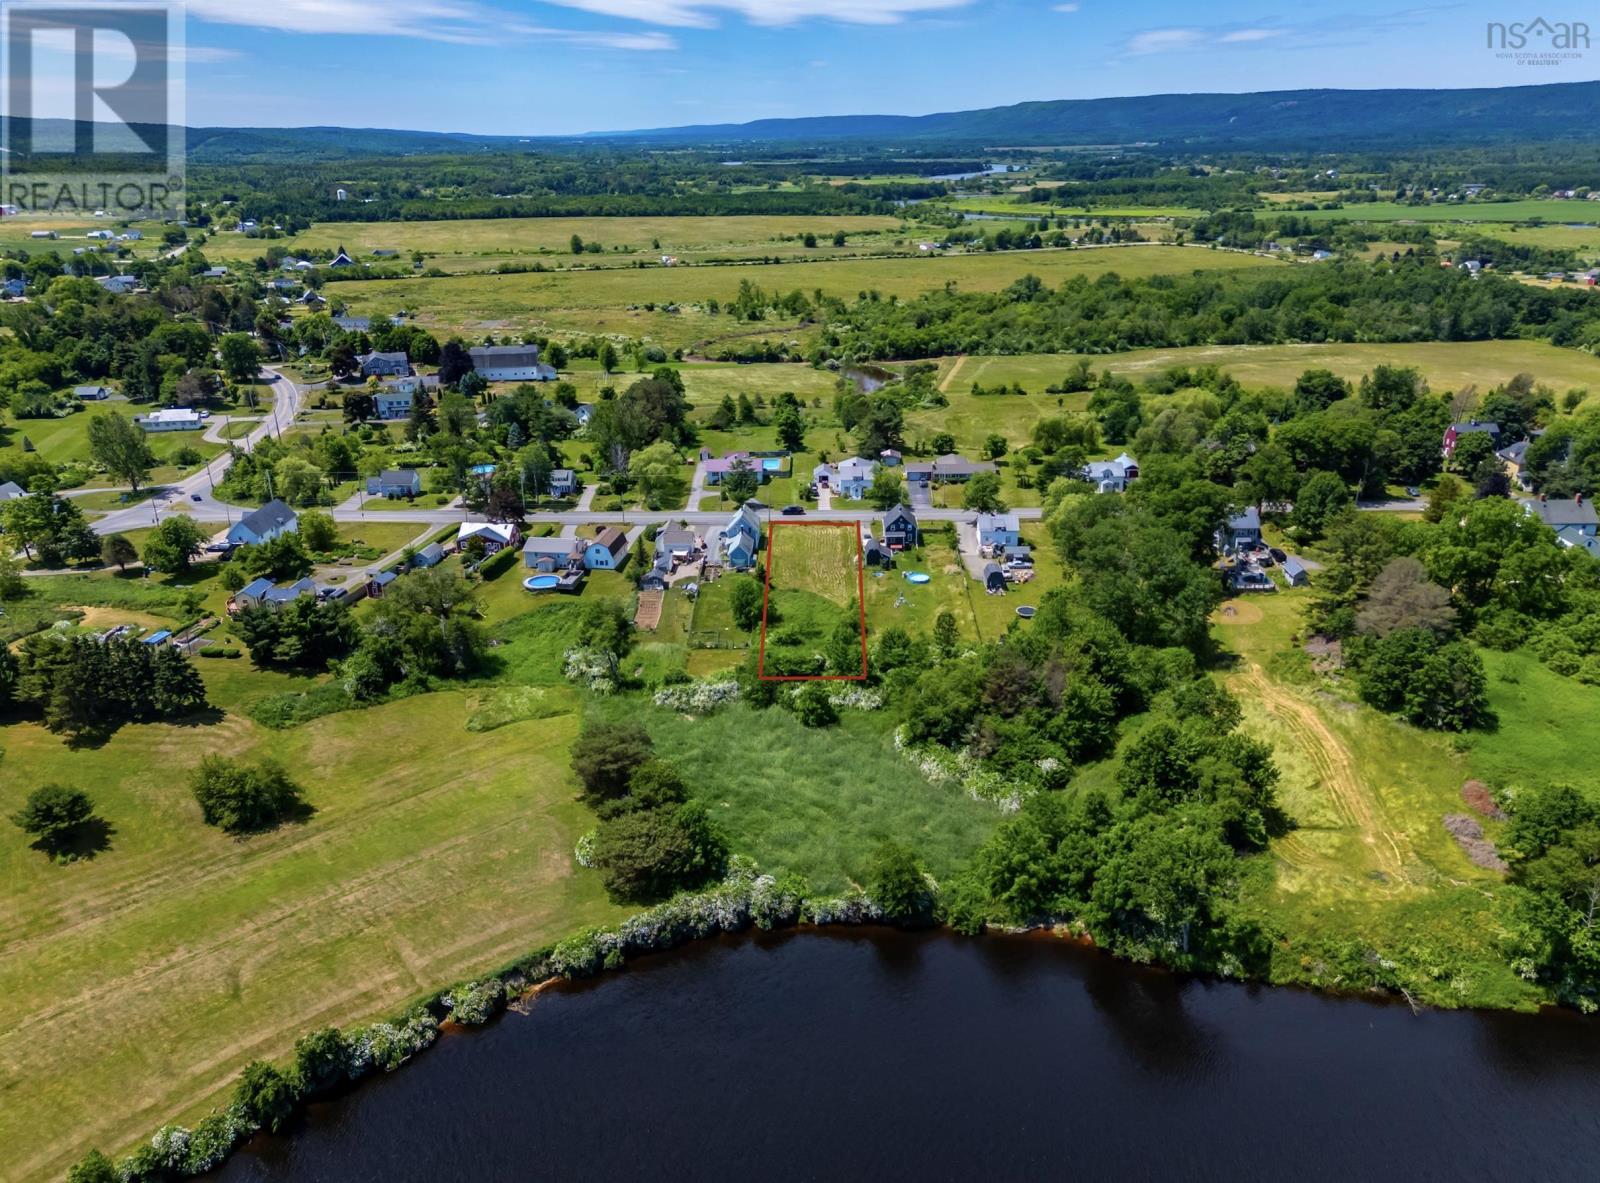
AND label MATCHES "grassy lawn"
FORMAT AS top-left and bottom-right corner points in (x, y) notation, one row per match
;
(337, 246), (1280, 347)
(940, 197), (1206, 218)
(0, 404), (225, 477)
(0, 695), (622, 1182)
(1292, 199), (1600, 223)
(1460, 647), (1600, 788)
(609, 702), (1002, 894)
